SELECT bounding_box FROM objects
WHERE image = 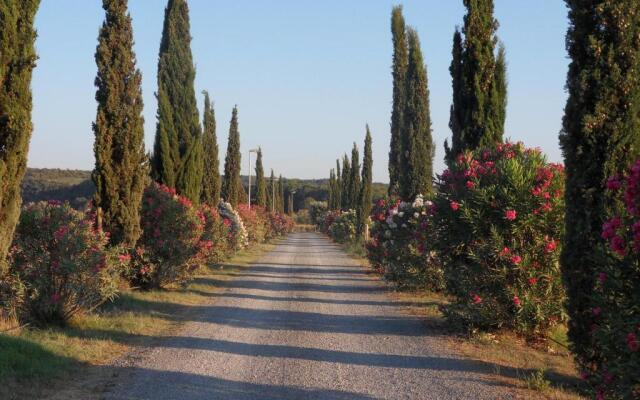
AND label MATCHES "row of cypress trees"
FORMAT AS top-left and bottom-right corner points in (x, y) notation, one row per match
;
(327, 126), (373, 234)
(90, 0), (290, 252)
